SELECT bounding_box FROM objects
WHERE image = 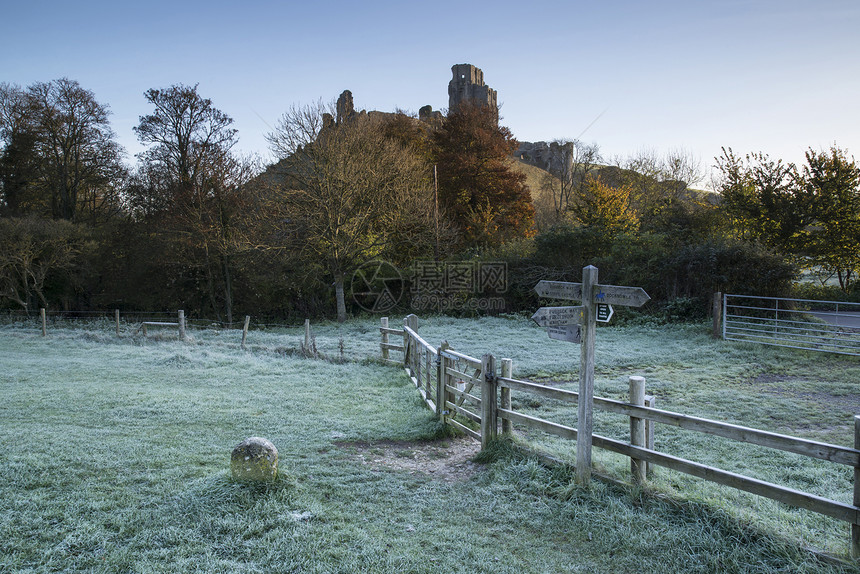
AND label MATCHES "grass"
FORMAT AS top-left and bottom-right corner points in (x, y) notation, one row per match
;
(1, 316), (860, 572)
